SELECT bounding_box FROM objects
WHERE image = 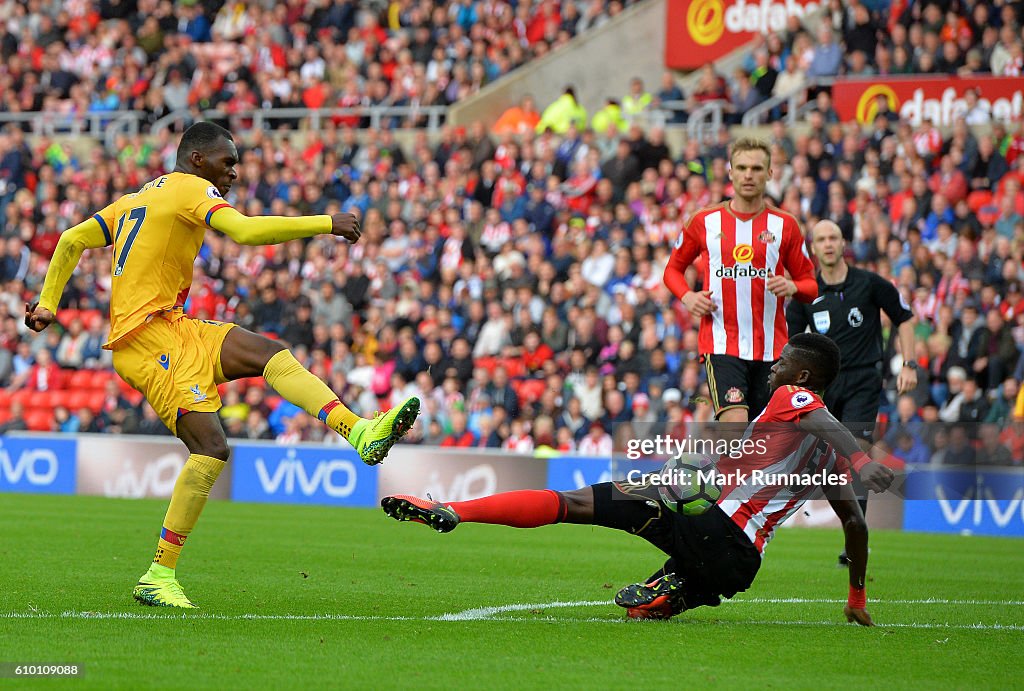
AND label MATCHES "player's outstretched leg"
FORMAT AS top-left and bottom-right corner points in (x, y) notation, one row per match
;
(382, 489), (572, 530)
(261, 348), (419, 465)
(222, 329), (420, 465)
(614, 573), (686, 620)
